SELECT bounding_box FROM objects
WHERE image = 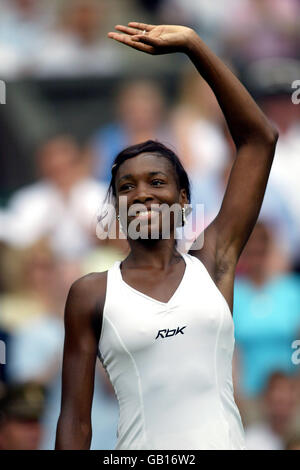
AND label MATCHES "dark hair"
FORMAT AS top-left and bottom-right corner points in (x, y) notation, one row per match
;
(105, 140), (191, 204)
